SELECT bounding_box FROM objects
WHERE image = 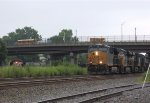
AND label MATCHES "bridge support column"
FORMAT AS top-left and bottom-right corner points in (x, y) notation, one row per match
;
(70, 52), (77, 64)
(47, 55), (51, 66)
